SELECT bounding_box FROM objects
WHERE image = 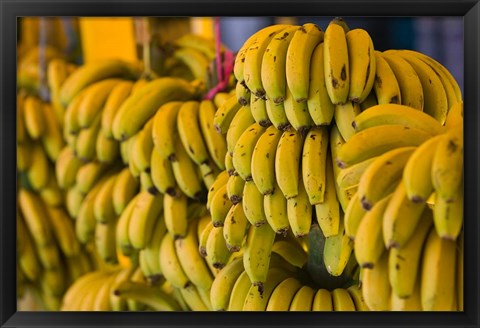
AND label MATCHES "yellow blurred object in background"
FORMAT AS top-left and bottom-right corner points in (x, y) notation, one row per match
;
(190, 17), (214, 39)
(79, 18), (137, 63)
